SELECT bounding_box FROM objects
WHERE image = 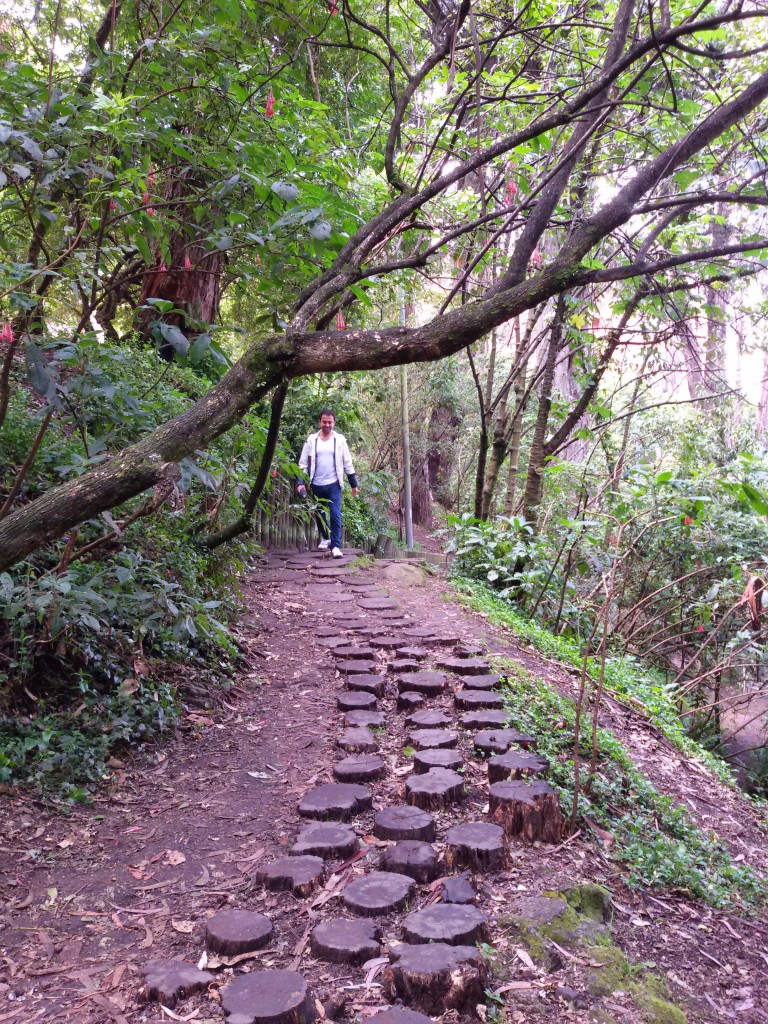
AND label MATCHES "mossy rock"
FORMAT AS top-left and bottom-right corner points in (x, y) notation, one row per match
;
(631, 975), (688, 1024)
(498, 897), (580, 969)
(562, 882), (612, 922)
(583, 944), (630, 996)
